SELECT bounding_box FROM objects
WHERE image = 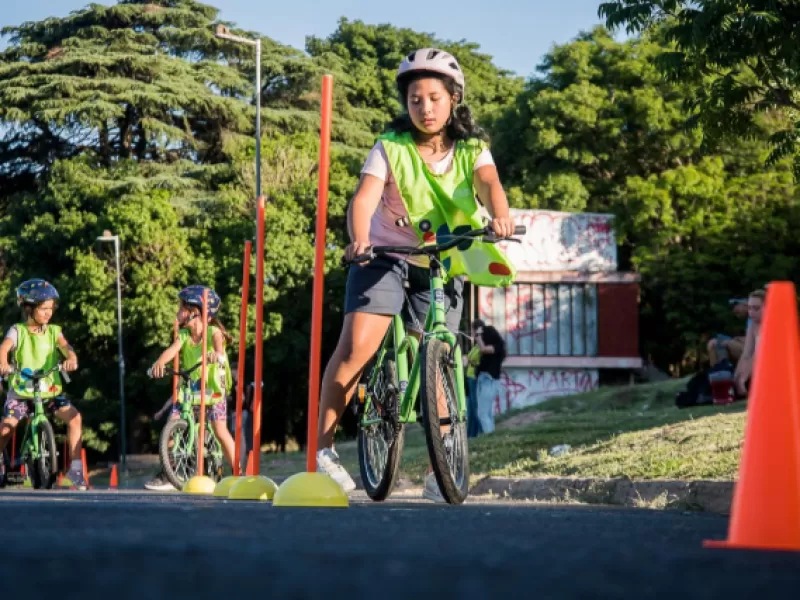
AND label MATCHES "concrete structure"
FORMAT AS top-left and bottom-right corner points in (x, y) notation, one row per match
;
(468, 209), (641, 412)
